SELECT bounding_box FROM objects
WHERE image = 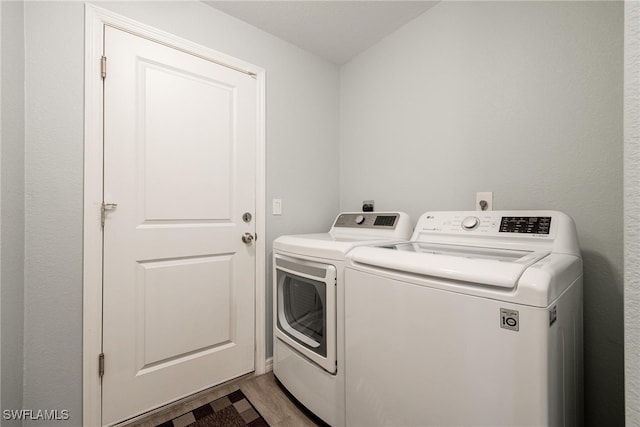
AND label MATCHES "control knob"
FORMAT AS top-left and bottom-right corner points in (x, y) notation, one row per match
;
(355, 215), (365, 225)
(461, 216), (480, 230)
